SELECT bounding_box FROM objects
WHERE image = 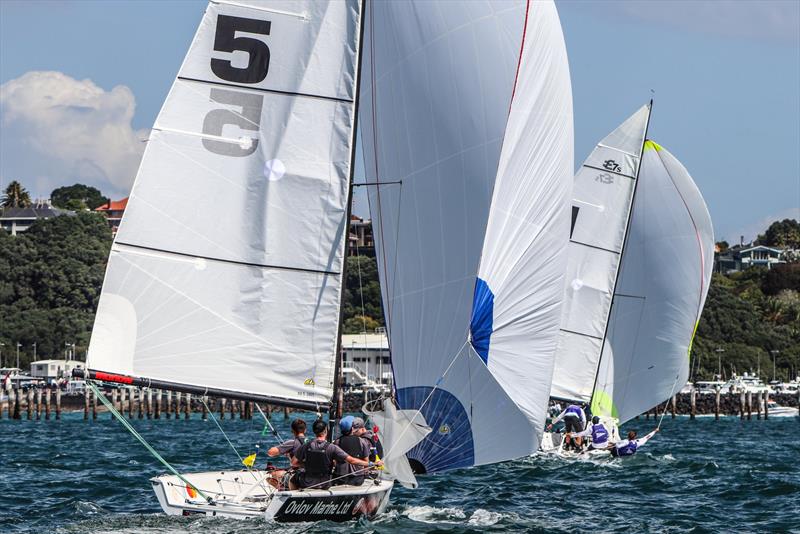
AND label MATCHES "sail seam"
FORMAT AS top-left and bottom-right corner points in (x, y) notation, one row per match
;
(176, 76), (353, 104)
(114, 241), (340, 276)
(569, 239), (620, 255)
(597, 142), (639, 158)
(560, 328), (603, 341)
(582, 164), (635, 180)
